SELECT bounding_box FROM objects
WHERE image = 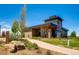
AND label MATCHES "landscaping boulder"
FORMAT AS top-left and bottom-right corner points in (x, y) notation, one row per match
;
(4, 44), (16, 53)
(4, 41), (25, 53)
(10, 41), (25, 50)
(0, 38), (6, 43)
